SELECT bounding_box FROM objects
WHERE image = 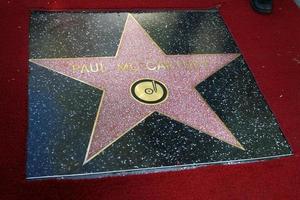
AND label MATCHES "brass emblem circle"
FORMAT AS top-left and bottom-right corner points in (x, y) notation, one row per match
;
(130, 79), (168, 105)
